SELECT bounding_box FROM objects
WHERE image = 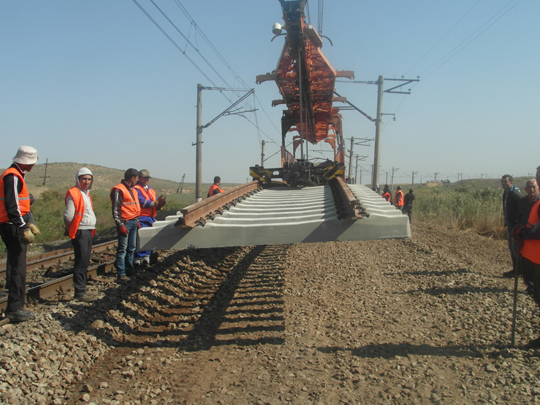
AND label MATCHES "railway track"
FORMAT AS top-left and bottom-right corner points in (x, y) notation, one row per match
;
(0, 240), (118, 313)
